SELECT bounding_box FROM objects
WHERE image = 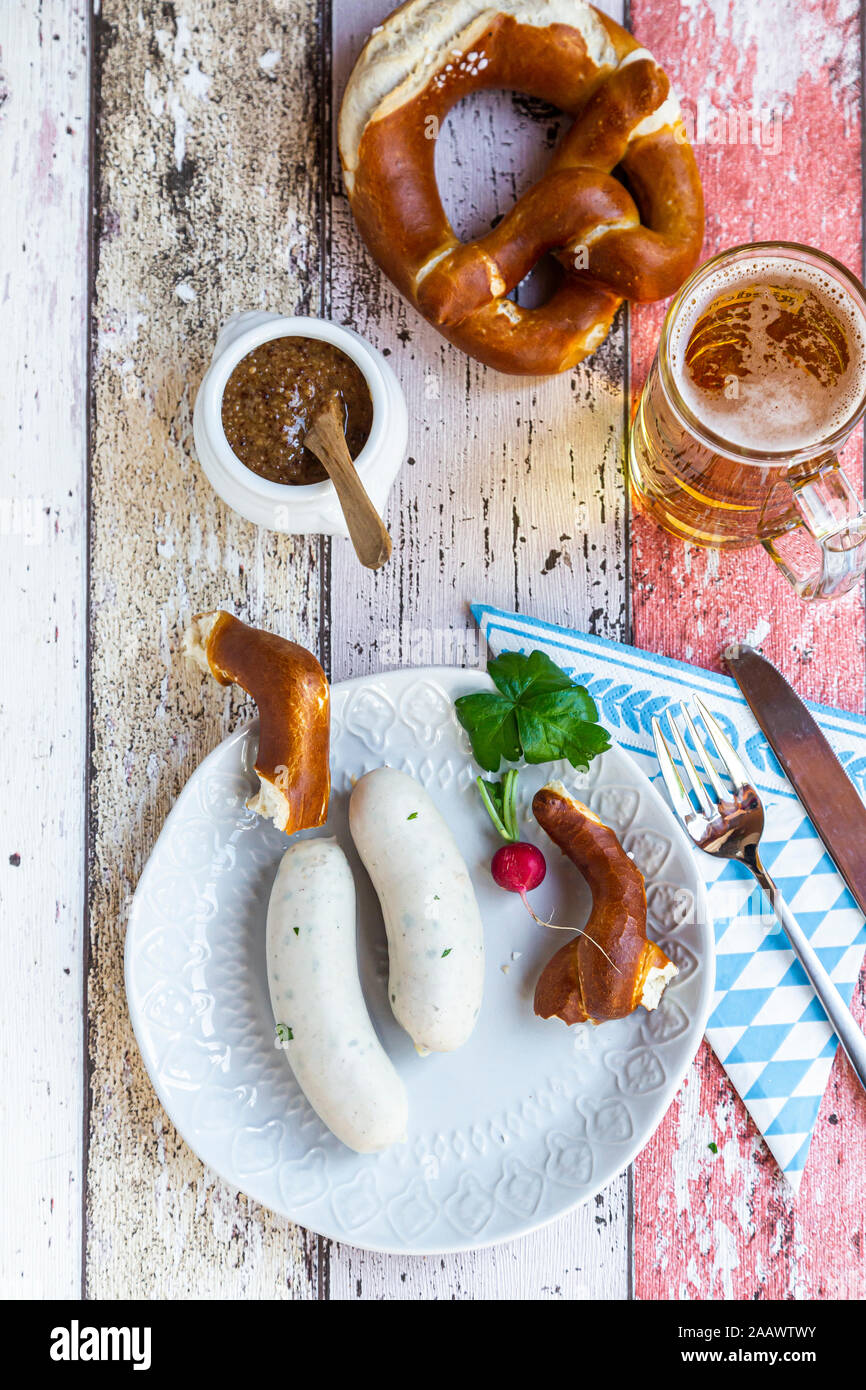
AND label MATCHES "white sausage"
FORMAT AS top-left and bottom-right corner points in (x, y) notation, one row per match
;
(349, 767), (485, 1053)
(266, 837), (408, 1153)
